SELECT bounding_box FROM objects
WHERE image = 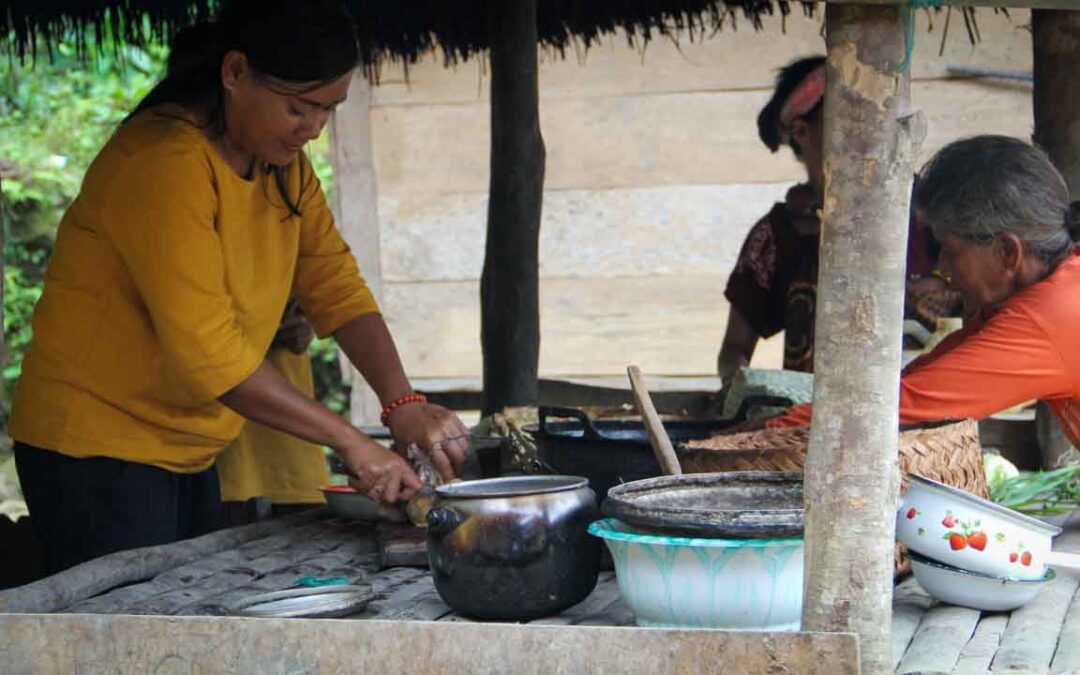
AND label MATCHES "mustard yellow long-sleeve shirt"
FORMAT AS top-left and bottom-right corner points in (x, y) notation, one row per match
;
(9, 105), (379, 473)
(216, 348), (330, 504)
